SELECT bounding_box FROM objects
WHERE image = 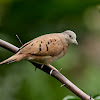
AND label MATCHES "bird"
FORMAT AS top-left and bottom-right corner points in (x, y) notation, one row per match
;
(0, 30), (78, 71)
